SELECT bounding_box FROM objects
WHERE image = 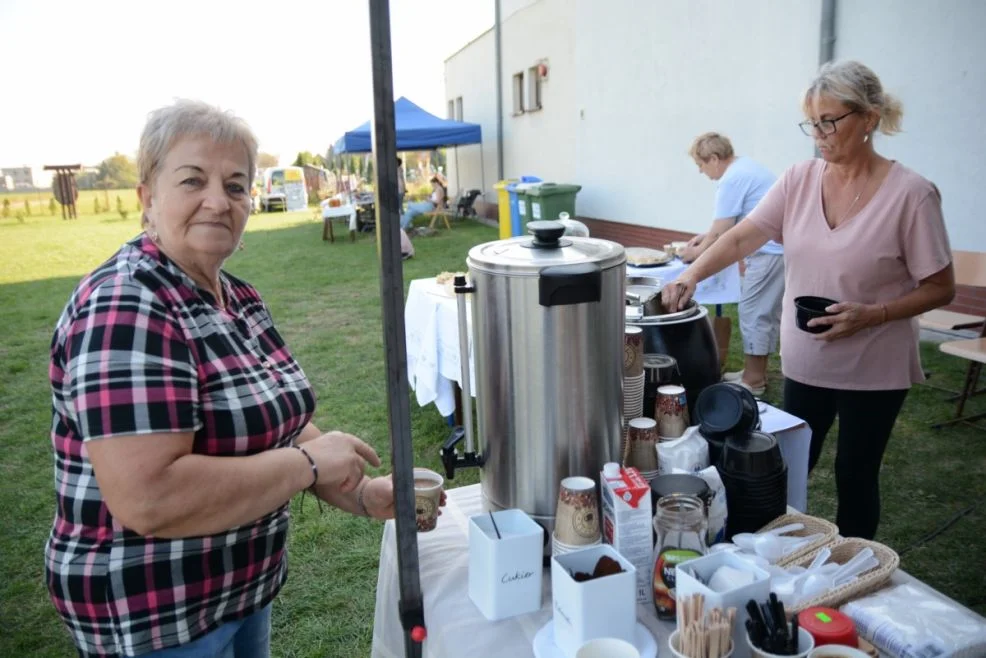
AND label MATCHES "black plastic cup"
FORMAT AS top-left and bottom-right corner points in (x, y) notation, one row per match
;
(720, 431), (785, 478)
(795, 296), (839, 334)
